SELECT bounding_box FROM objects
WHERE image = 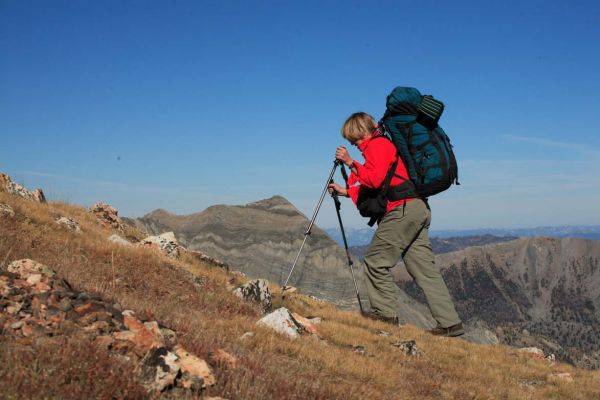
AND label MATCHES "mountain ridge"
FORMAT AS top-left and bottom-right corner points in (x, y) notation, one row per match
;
(327, 225), (600, 246)
(397, 236), (600, 368)
(127, 195), (366, 308)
